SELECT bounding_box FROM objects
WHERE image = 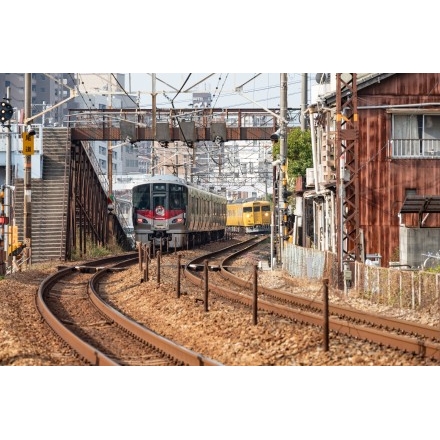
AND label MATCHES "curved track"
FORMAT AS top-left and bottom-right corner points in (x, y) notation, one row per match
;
(36, 253), (222, 366)
(184, 240), (440, 362)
